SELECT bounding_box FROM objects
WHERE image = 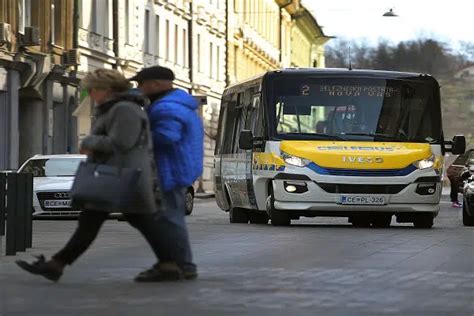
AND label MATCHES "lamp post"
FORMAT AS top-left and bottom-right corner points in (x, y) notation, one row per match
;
(383, 8), (398, 17)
